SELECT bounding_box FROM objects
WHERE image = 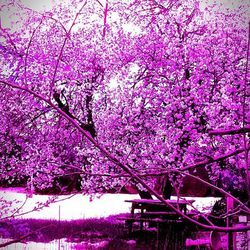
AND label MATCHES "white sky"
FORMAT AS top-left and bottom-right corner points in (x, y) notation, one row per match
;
(17, 0), (250, 11)
(1, 0), (249, 29)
